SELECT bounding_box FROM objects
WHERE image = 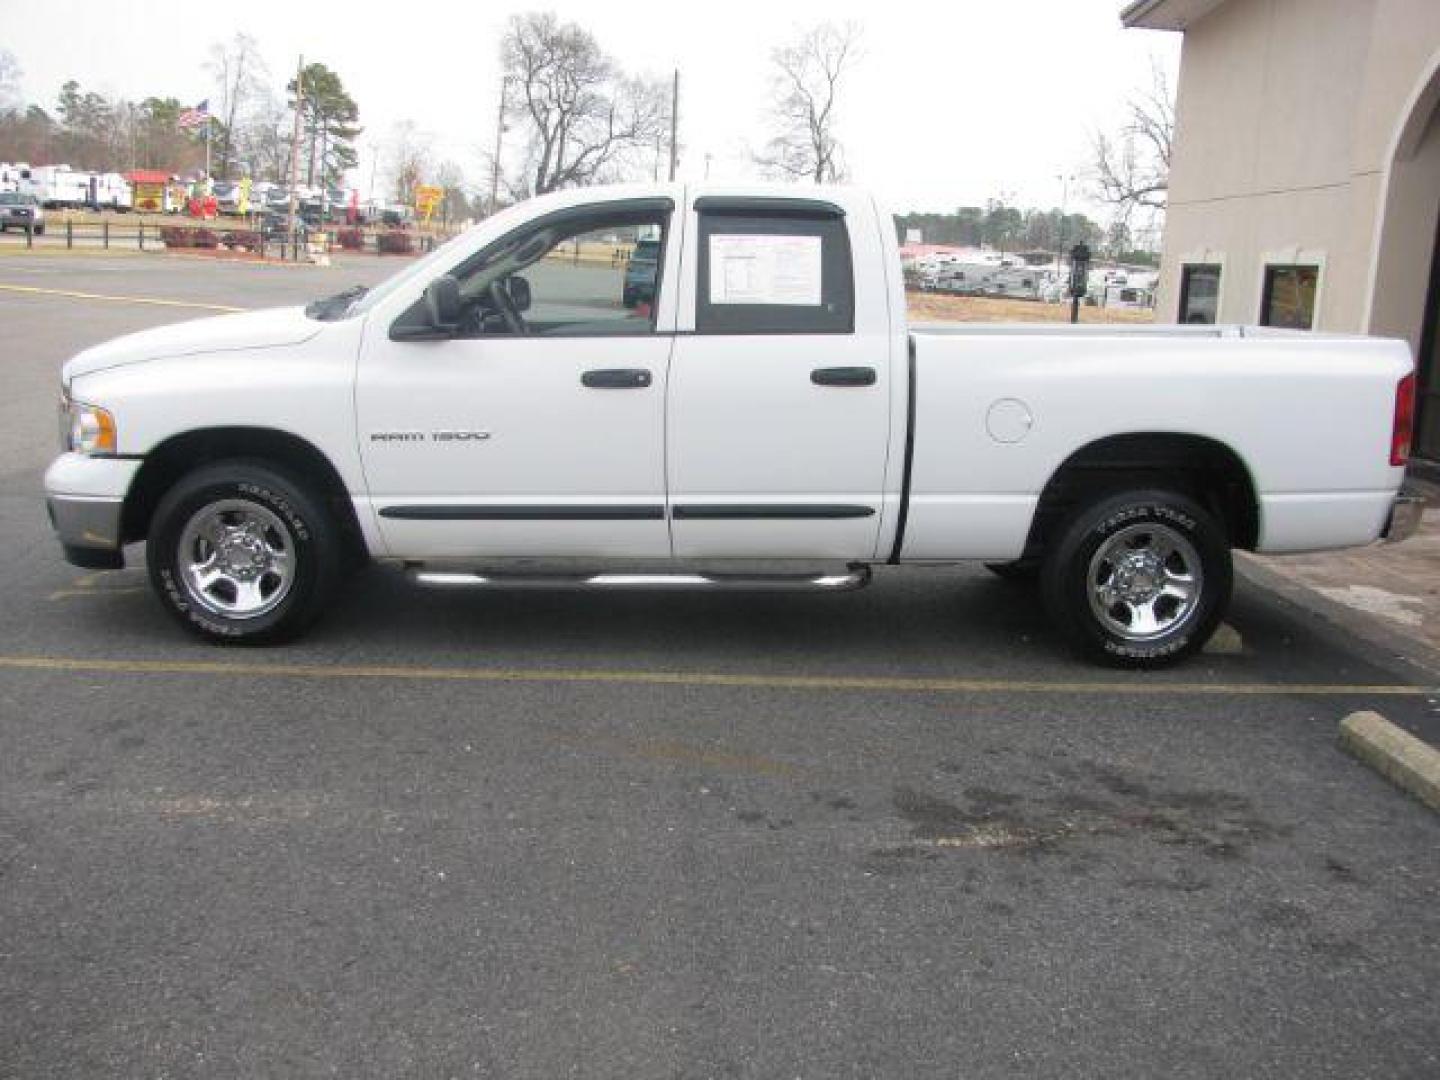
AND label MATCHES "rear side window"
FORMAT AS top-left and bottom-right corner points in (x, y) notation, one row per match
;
(696, 210), (854, 334)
